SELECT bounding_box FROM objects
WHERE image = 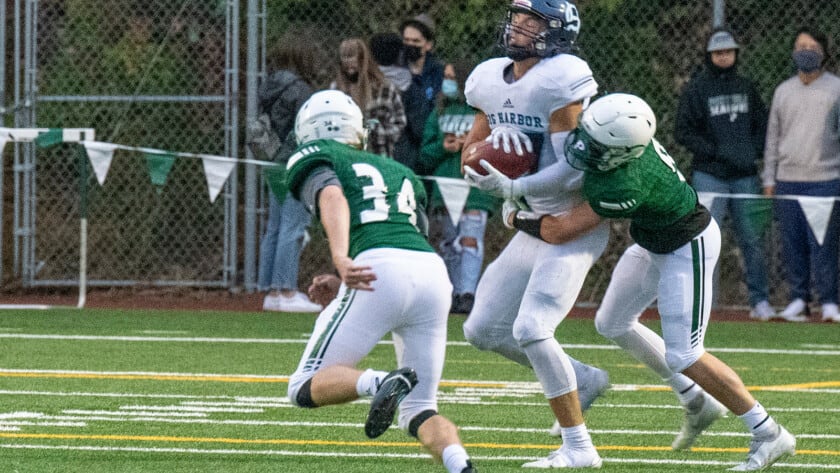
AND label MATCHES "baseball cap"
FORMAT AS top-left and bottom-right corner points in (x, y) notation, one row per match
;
(706, 30), (740, 52)
(400, 13), (436, 41)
